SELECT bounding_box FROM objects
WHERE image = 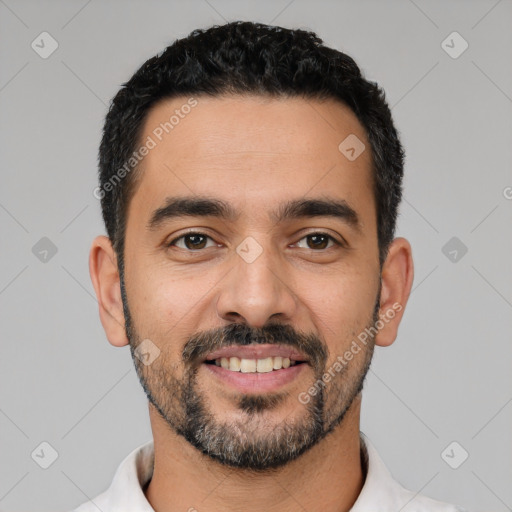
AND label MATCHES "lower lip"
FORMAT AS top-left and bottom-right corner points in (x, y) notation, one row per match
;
(203, 363), (307, 393)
